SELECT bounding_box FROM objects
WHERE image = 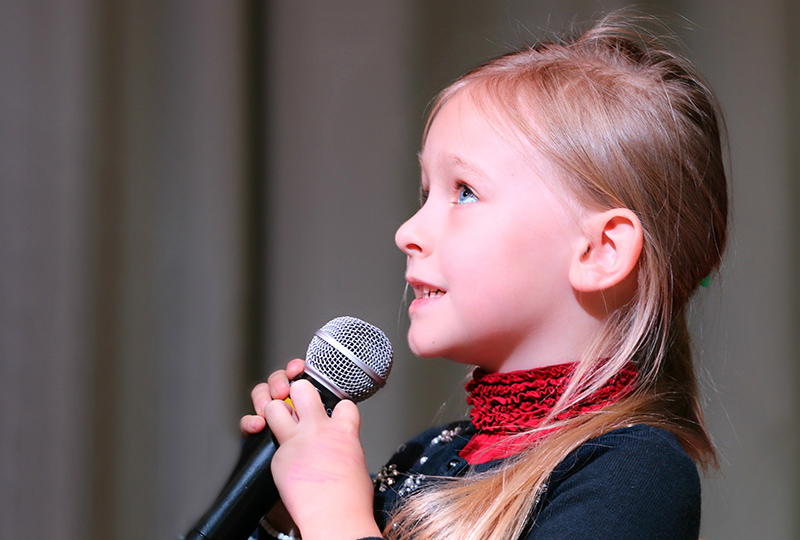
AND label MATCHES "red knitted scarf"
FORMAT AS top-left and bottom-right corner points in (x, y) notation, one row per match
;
(459, 362), (637, 464)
